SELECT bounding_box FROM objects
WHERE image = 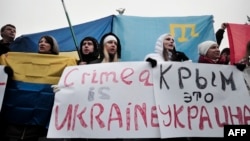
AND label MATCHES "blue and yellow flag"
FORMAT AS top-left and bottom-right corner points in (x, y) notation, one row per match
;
(0, 52), (77, 126)
(9, 15), (215, 63)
